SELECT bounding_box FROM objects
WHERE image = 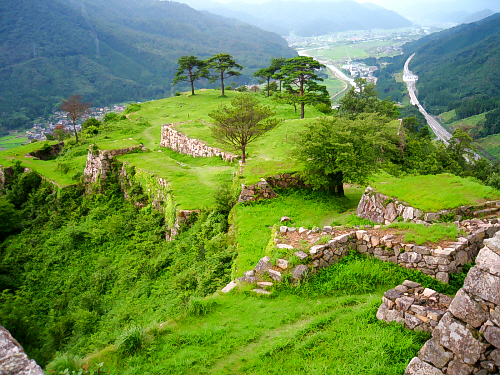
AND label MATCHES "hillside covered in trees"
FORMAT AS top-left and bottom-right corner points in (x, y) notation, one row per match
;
(0, 0), (296, 133)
